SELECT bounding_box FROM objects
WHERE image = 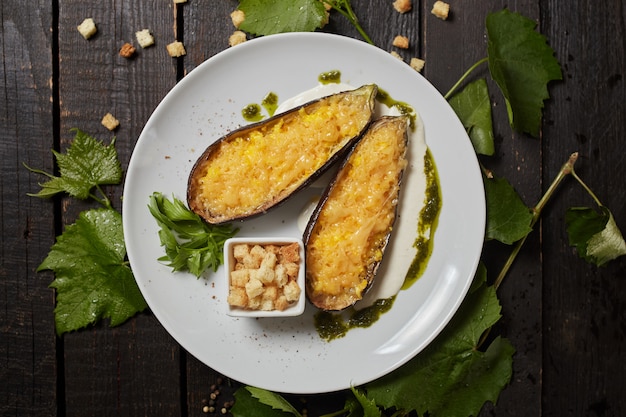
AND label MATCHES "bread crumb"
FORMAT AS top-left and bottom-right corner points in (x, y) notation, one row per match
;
(119, 43), (136, 58)
(230, 10), (245, 28)
(410, 57), (425, 72)
(77, 18), (97, 40)
(390, 51), (404, 61)
(393, 35), (409, 49)
(135, 29), (155, 48)
(166, 41), (186, 57)
(101, 113), (119, 131)
(229, 30), (247, 47)
(431, 1), (450, 20)
(393, 0), (412, 14)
